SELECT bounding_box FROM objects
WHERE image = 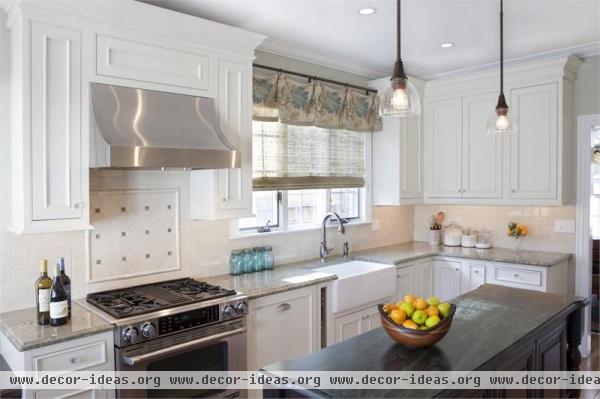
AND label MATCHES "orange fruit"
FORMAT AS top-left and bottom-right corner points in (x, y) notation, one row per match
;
(404, 294), (416, 304)
(390, 309), (407, 325)
(425, 306), (439, 317)
(382, 303), (396, 313)
(413, 298), (428, 310)
(402, 319), (418, 330)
